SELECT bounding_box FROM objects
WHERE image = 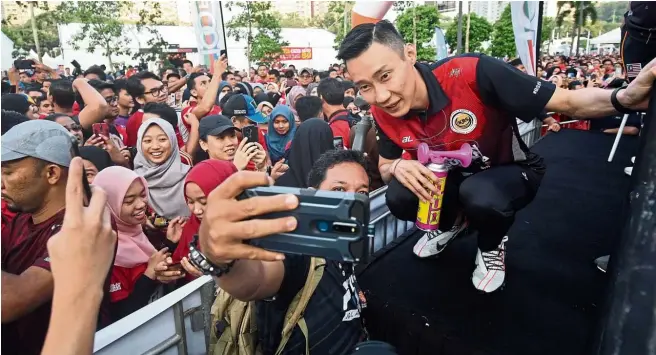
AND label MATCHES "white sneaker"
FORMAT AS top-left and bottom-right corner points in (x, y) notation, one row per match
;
(413, 223), (468, 258)
(472, 236), (508, 293)
(624, 167), (633, 176)
(631, 156), (635, 164)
